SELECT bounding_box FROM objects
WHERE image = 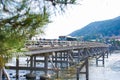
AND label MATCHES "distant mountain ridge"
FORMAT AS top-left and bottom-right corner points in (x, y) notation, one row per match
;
(69, 16), (120, 40)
